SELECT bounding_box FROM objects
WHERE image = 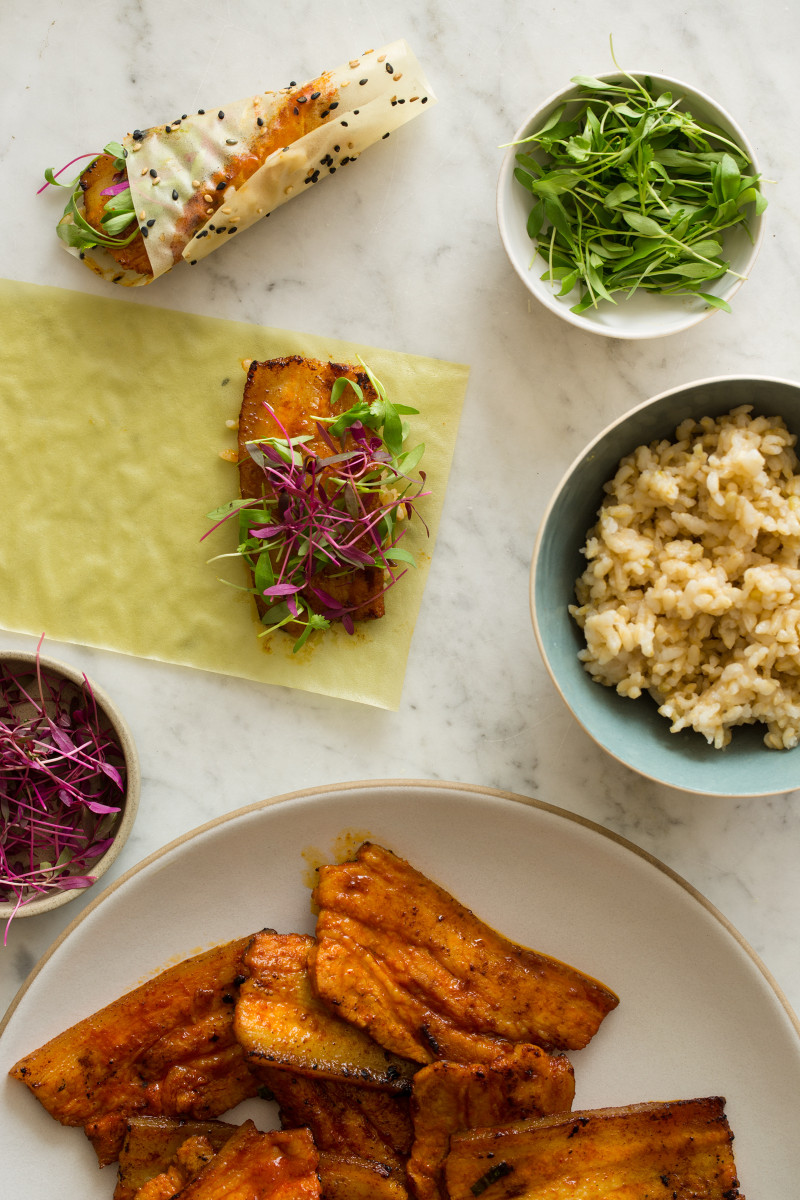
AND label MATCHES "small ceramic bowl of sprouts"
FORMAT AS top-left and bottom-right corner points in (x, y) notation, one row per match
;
(497, 62), (767, 338)
(0, 643), (140, 936)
